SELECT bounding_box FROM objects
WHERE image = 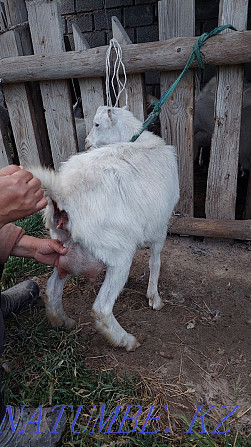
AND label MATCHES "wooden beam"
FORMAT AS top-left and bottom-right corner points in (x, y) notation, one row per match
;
(0, 31), (250, 83)
(205, 0), (248, 220)
(169, 216), (251, 240)
(159, 0), (194, 217)
(72, 22), (104, 135)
